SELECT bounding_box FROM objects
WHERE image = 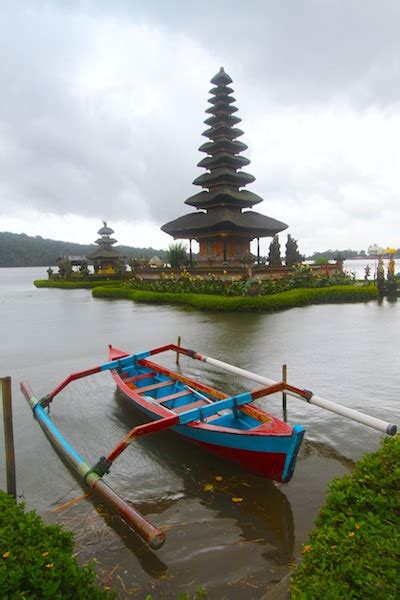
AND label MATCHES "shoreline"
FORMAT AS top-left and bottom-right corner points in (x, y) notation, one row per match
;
(34, 280), (378, 312)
